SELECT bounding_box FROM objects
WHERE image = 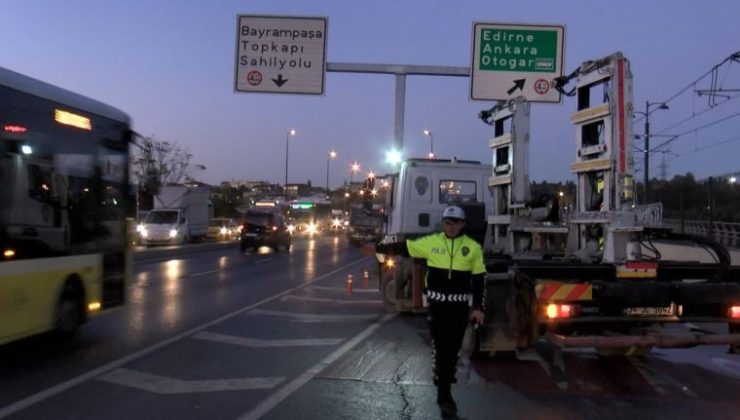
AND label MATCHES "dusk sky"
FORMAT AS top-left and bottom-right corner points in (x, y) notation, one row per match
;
(3, 0), (739, 187)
